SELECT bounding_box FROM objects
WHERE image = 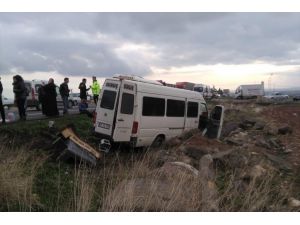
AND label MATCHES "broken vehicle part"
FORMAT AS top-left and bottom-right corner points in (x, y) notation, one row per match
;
(55, 126), (101, 165)
(206, 105), (225, 139)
